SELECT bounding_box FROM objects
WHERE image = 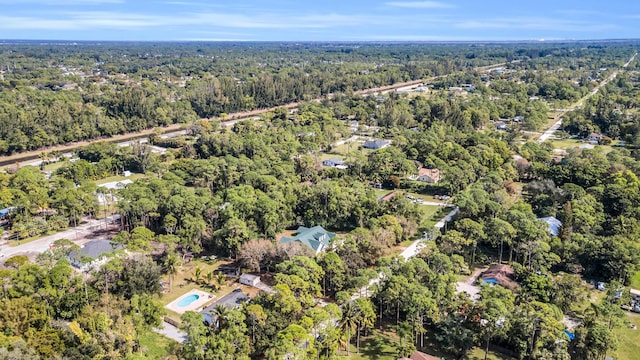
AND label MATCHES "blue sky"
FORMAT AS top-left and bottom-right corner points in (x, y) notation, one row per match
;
(0, 0), (639, 41)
